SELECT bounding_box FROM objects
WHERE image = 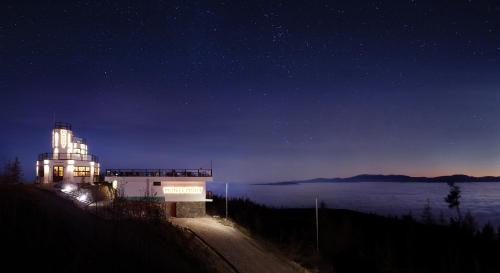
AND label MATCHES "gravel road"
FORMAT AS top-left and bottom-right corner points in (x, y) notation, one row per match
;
(171, 217), (304, 273)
